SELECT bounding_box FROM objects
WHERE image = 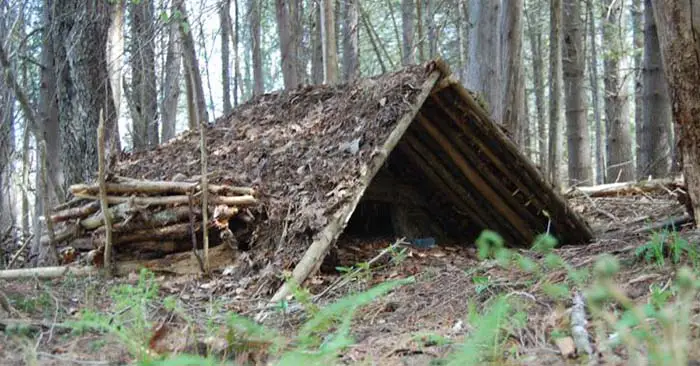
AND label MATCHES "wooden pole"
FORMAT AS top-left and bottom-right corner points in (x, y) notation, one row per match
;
(98, 109), (114, 275)
(199, 121), (210, 274)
